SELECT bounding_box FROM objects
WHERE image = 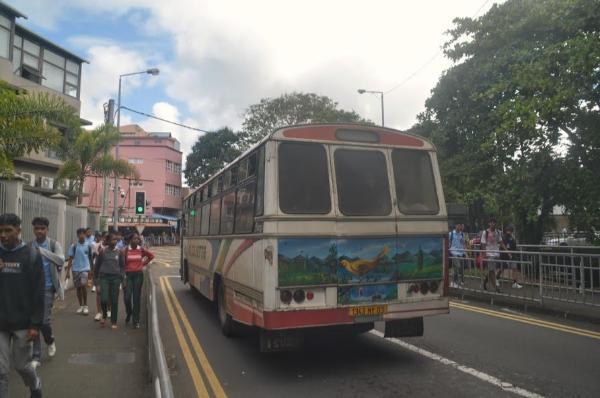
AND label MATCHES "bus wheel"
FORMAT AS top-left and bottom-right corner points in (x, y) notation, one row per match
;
(217, 282), (237, 337)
